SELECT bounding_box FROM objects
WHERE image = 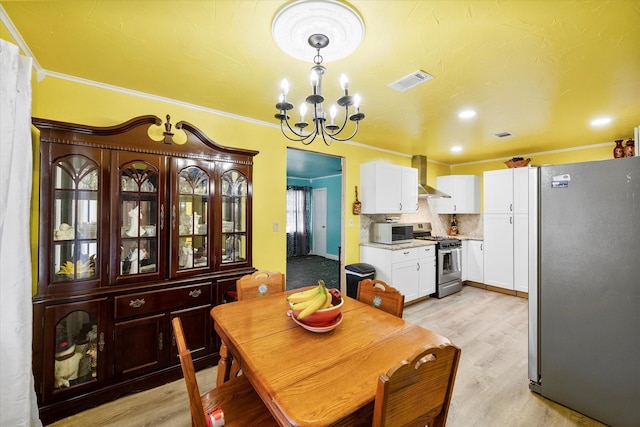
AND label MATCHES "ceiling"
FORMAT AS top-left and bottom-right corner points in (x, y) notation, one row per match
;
(2, 1), (639, 165)
(287, 148), (342, 179)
